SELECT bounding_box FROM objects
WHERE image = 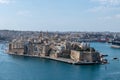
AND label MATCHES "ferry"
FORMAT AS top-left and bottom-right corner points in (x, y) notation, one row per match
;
(111, 40), (120, 48)
(111, 34), (120, 48)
